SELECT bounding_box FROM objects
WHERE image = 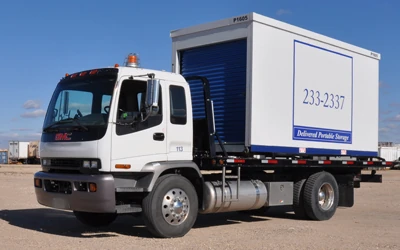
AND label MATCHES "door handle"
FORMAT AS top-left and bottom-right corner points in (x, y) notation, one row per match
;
(153, 133), (165, 141)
